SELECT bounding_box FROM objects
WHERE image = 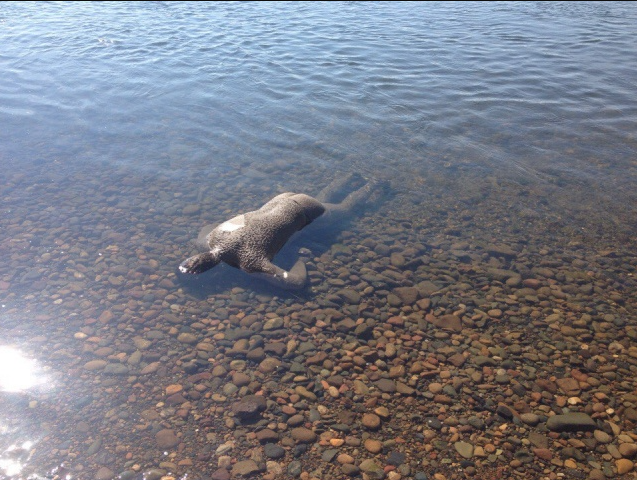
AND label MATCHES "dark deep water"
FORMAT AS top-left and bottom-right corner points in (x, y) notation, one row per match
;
(1, 2), (637, 479)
